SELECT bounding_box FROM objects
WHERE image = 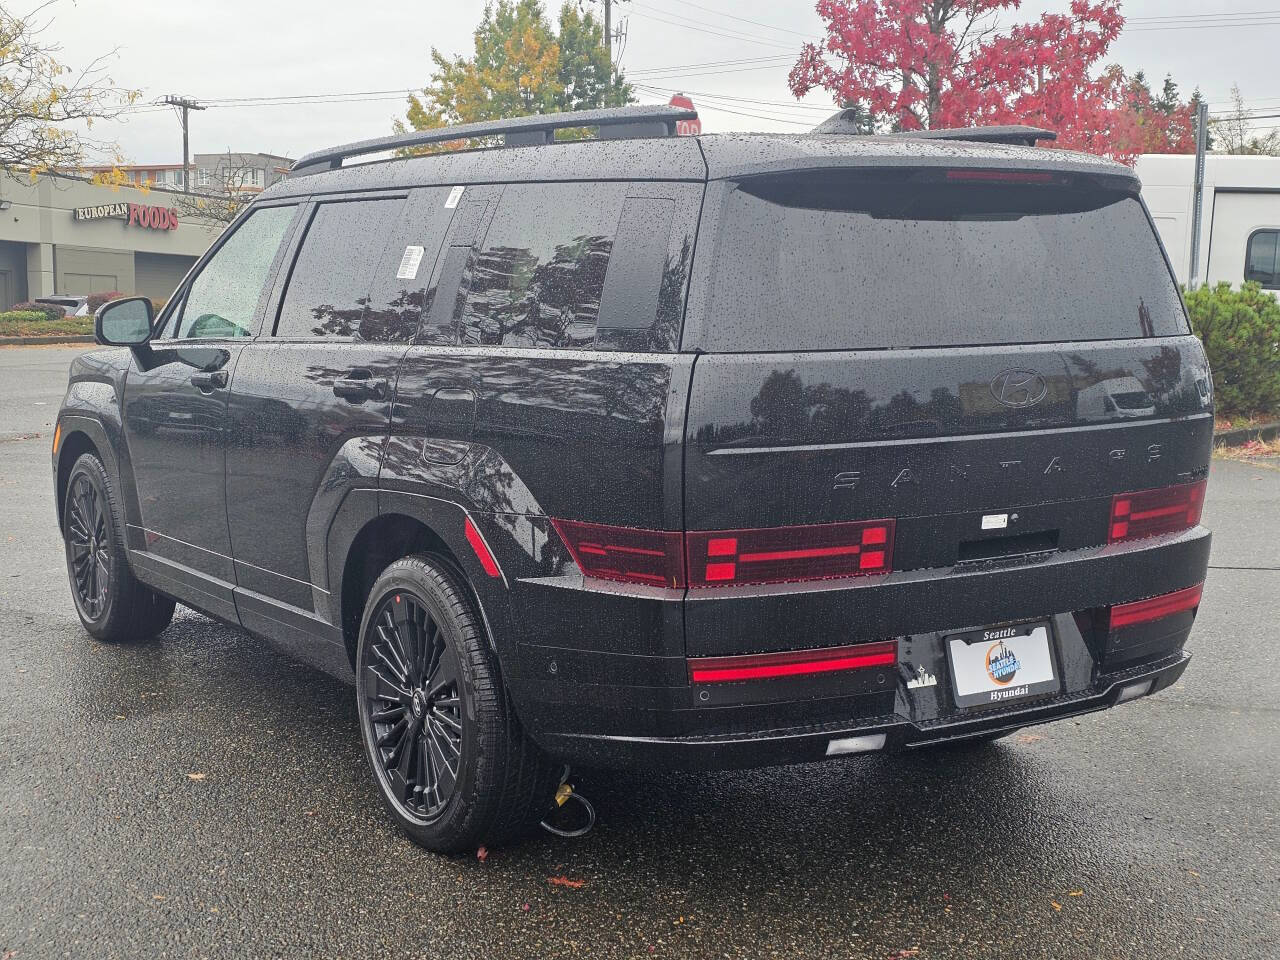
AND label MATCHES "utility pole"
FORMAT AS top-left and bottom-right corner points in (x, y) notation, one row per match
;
(1188, 99), (1209, 289)
(604, 0), (611, 60)
(162, 95), (206, 194)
